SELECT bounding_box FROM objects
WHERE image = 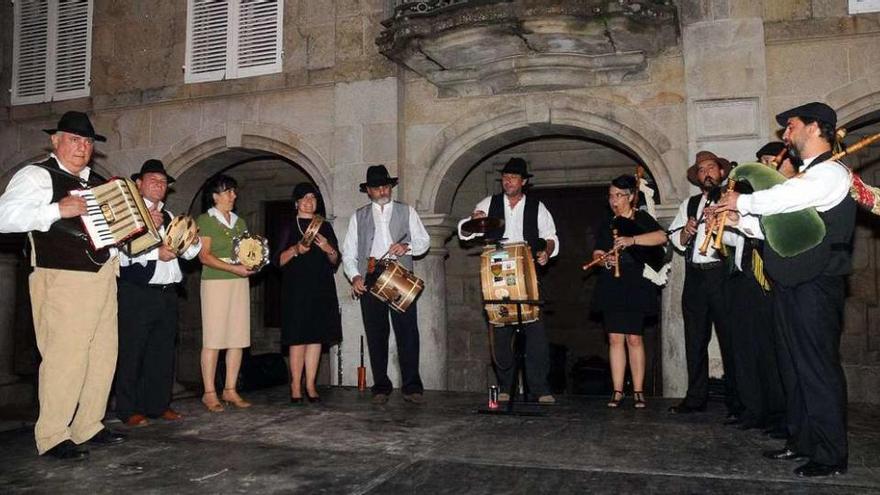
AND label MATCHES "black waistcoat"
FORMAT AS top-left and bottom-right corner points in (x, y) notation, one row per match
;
(486, 193), (542, 254)
(119, 211), (173, 285)
(30, 158), (110, 272)
(762, 154), (856, 287)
